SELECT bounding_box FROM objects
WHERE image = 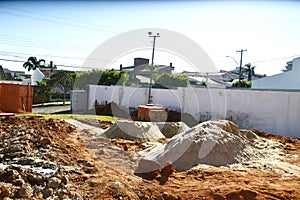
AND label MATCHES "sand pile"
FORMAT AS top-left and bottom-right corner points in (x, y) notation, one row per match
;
(136, 120), (265, 172)
(102, 120), (165, 142)
(102, 120), (189, 142)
